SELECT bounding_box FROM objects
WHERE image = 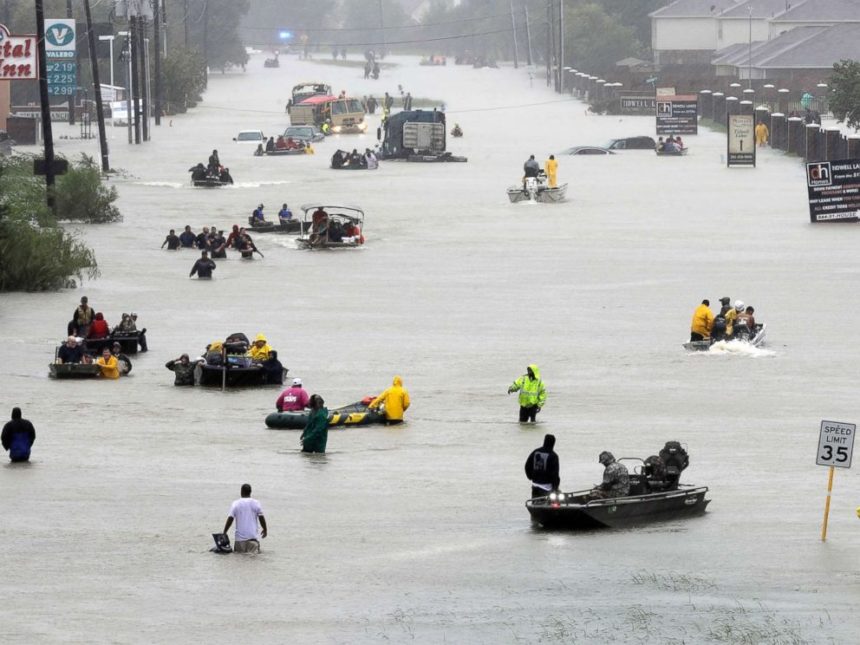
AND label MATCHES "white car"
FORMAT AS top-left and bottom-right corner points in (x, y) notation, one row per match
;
(233, 130), (265, 144)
